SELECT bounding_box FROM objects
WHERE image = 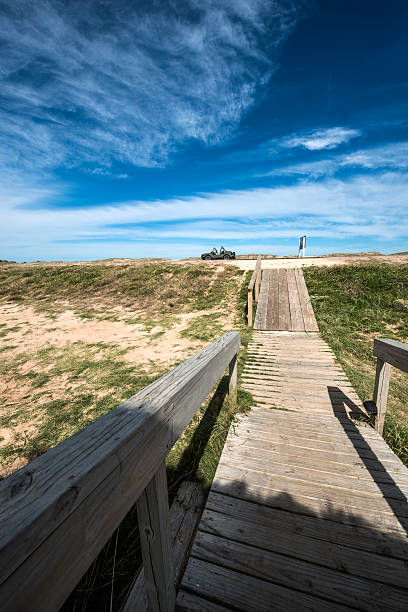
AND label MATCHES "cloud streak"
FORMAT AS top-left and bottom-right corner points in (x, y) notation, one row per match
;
(280, 127), (362, 150)
(3, 170), (408, 260)
(0, 0), (305, 174)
